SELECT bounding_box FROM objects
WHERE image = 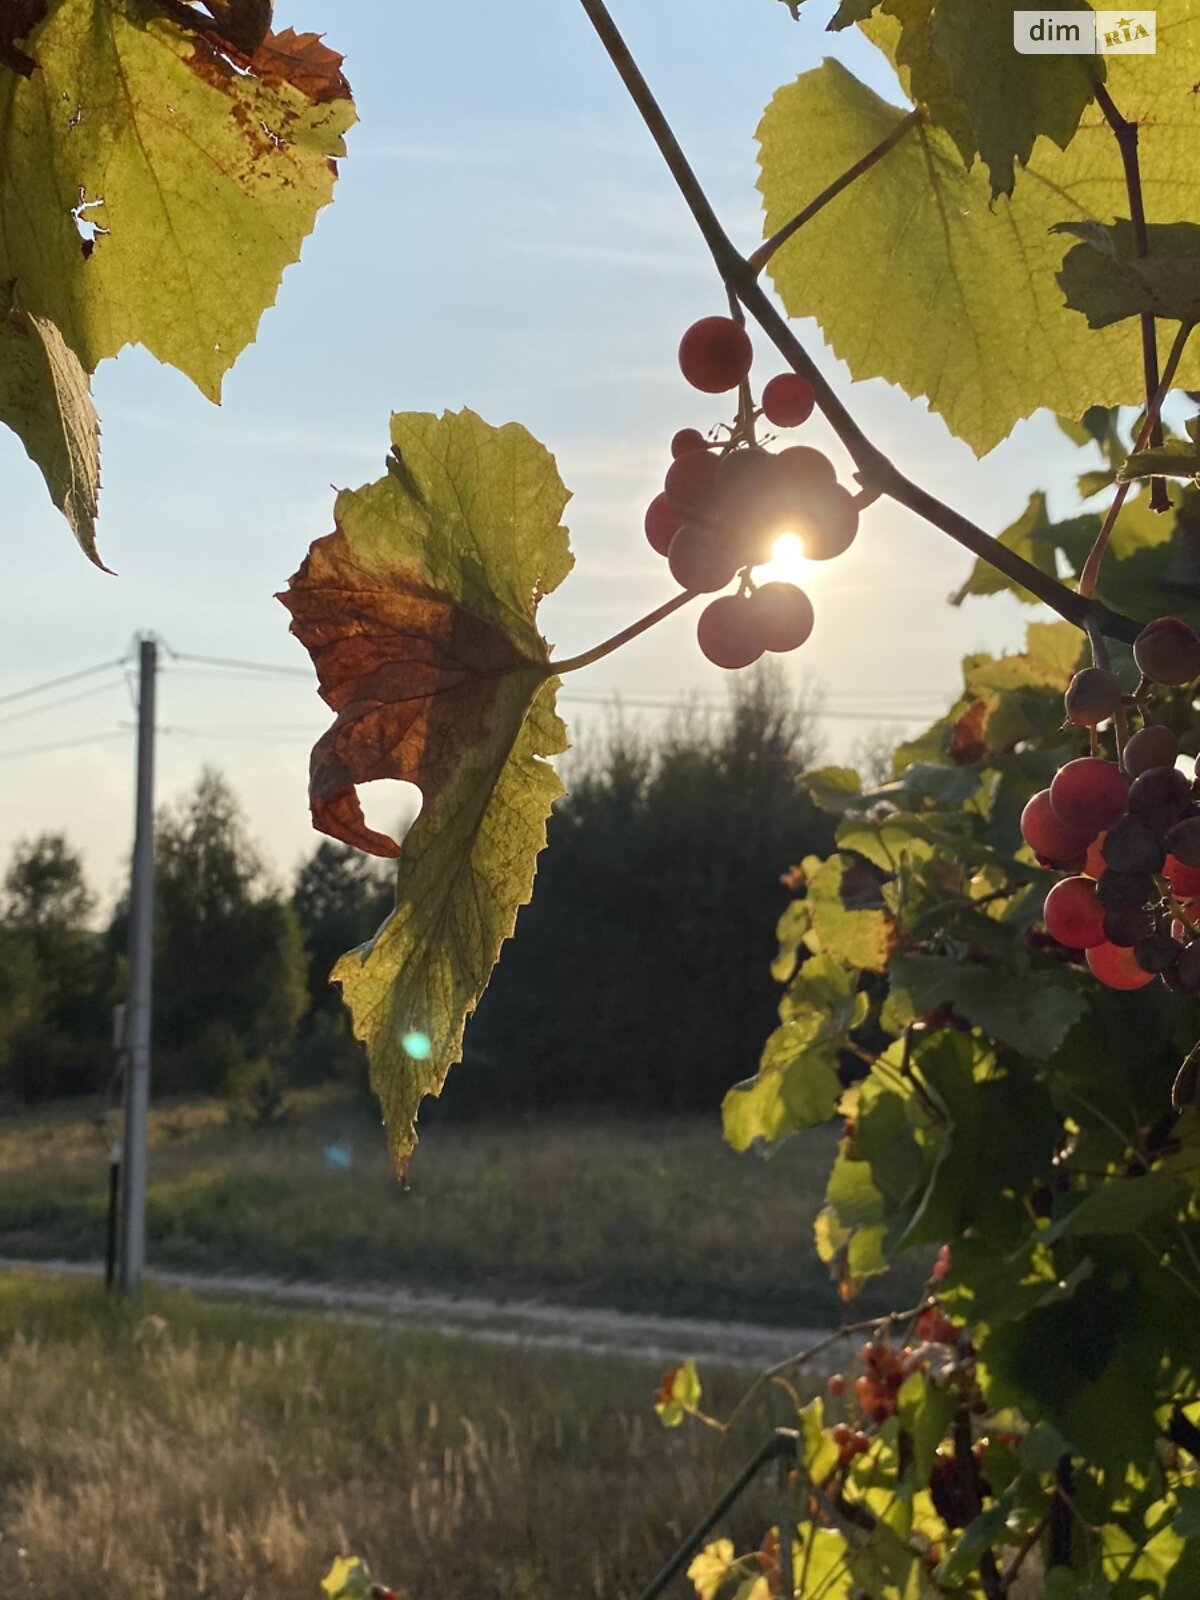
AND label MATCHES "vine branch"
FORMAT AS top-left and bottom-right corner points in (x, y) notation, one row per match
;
(1094, 82), (1168, 514)
(1077, 319), (1195, 599)
(576, 0), (1145, 649)
(552, 589), (698, 675)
